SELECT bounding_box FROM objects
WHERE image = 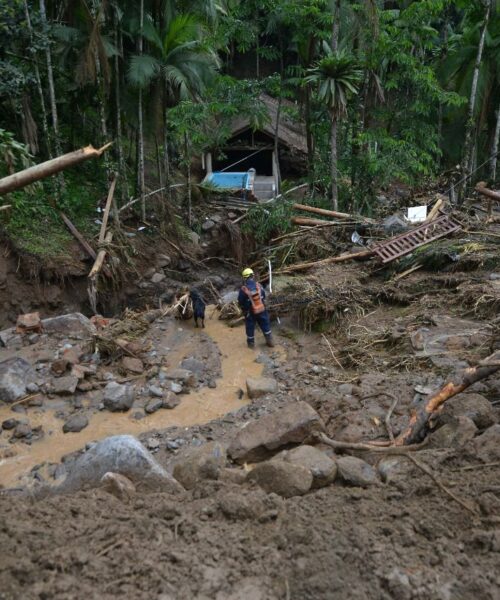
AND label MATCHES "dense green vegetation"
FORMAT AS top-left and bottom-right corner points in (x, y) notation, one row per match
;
(0, 0), (499, 254)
